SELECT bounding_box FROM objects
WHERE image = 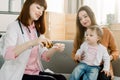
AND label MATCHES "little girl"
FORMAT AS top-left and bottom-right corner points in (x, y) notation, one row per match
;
(70, 25), (110, 80)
